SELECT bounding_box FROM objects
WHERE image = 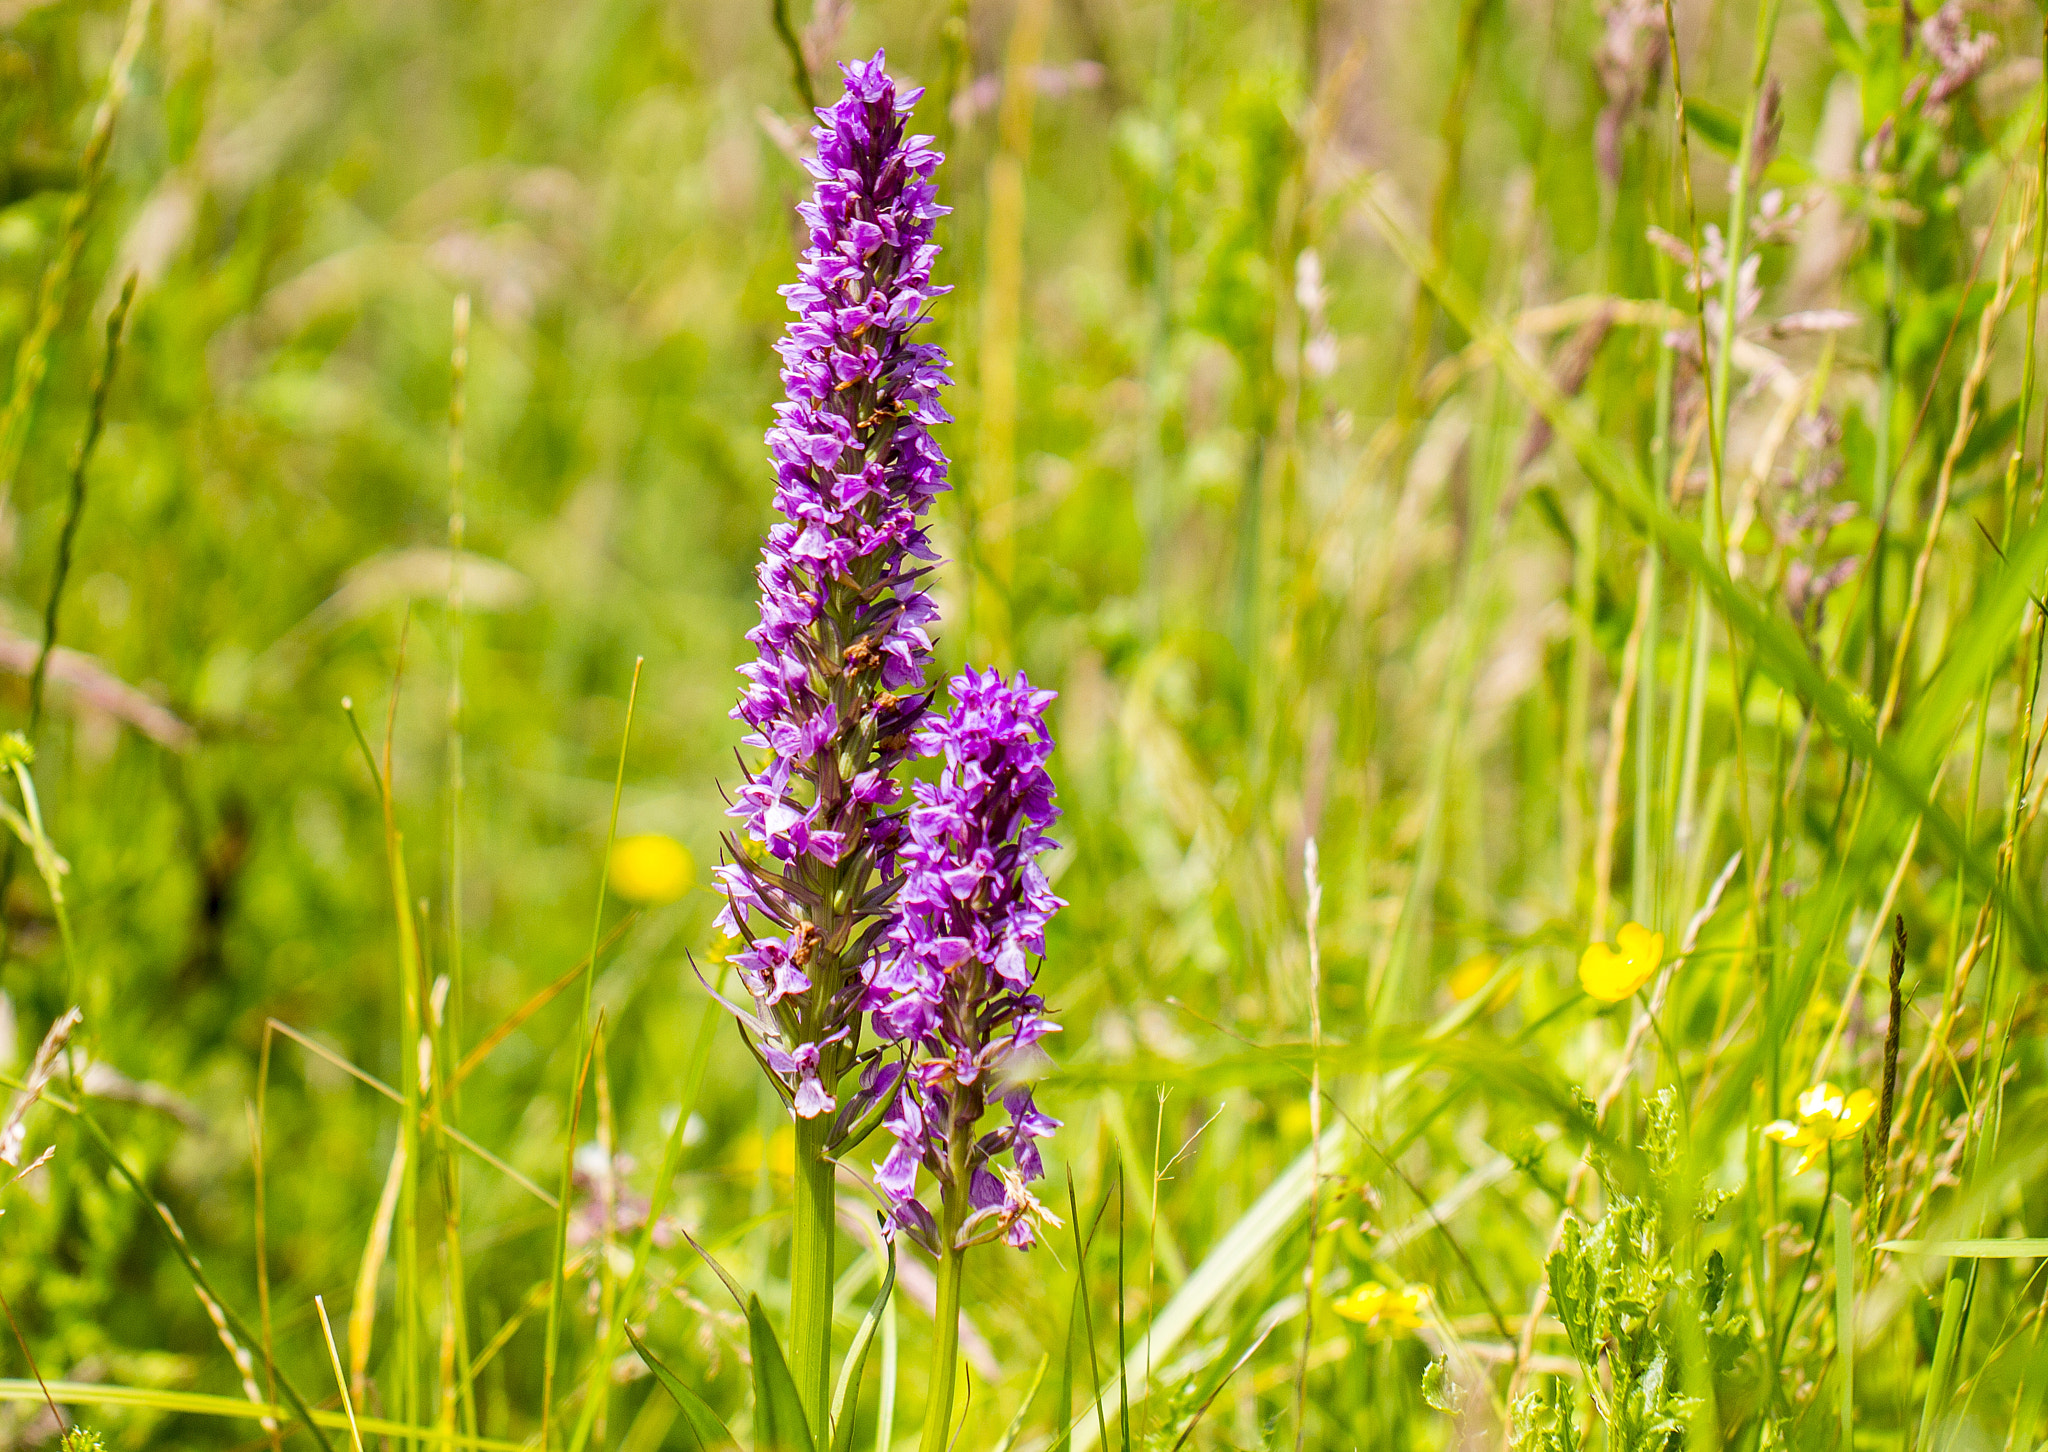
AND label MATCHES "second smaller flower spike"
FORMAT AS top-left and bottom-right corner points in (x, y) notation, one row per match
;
(864, 667), (1067, 1253)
